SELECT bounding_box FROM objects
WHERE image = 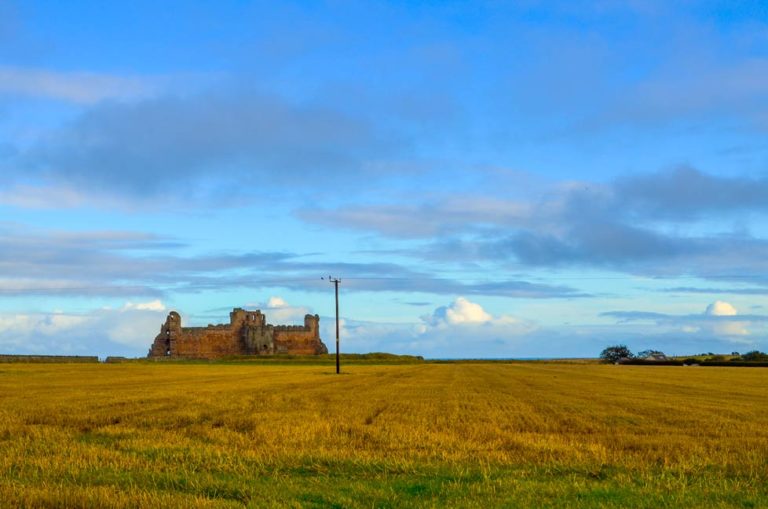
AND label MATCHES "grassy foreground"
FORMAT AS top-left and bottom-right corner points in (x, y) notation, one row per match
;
(0, 363), (766, 508)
